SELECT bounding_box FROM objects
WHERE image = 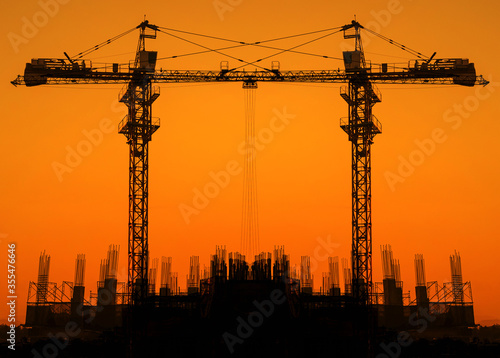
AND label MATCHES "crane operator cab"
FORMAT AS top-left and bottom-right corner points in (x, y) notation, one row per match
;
(343, 51), (365, 72)
(137, 50), (157, 72)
